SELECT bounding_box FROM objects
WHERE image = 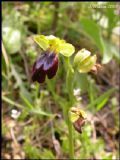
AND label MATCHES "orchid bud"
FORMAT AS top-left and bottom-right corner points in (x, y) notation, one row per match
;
(74, 49), (97, 73)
